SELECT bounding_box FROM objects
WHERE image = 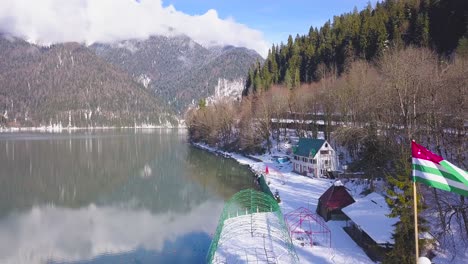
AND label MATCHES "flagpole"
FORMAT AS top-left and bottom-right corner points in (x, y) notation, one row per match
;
(413, 180), (419, 261)
(412, 139), (419, 262)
